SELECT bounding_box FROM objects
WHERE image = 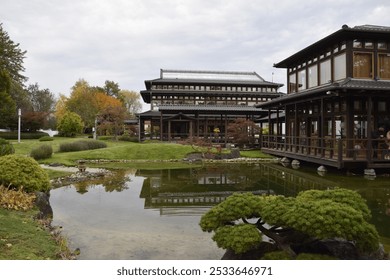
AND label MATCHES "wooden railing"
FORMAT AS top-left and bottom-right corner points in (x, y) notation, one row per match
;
(261, 135), (390, 162)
